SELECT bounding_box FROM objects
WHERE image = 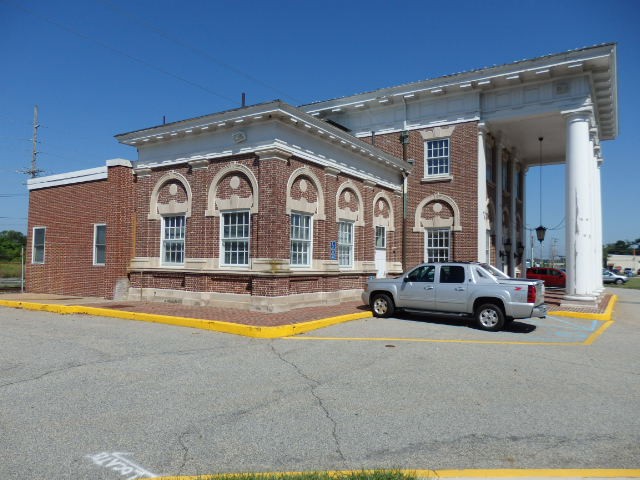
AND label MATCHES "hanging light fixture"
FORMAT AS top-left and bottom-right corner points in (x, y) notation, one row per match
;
(536, 136), (547, 244)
